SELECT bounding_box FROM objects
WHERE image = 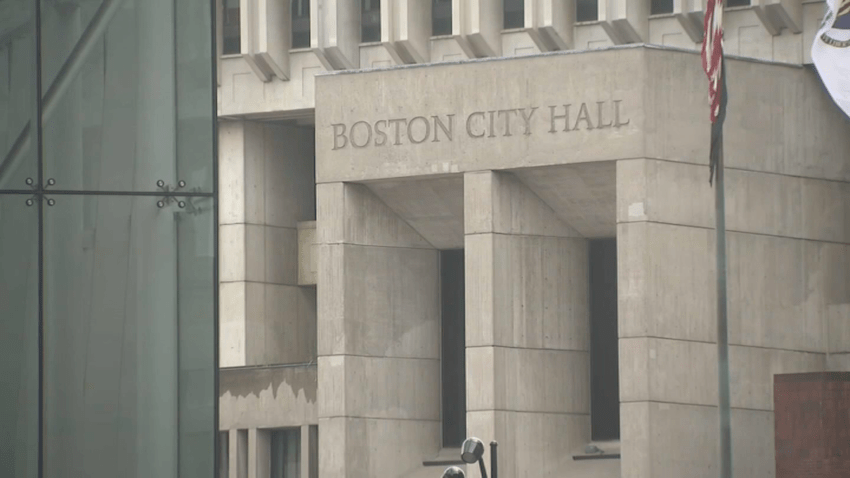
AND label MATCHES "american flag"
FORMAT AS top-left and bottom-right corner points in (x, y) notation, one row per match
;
(701, 0), (727, 185)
